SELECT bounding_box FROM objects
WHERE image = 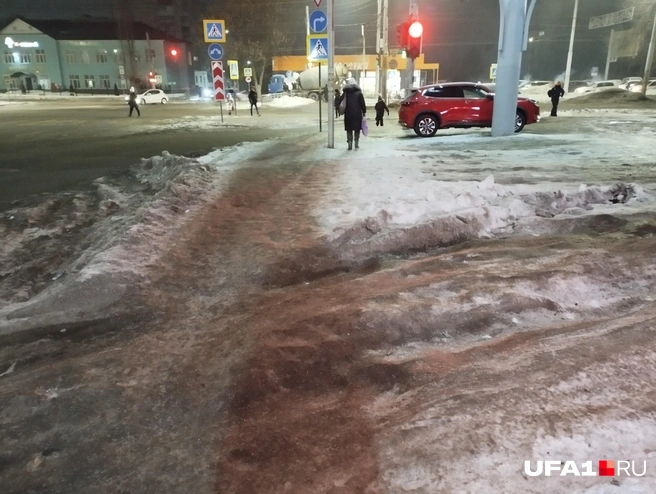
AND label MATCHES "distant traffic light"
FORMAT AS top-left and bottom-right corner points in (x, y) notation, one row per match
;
(170, 48), (178, 57)
(406, 20), (423, 60)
